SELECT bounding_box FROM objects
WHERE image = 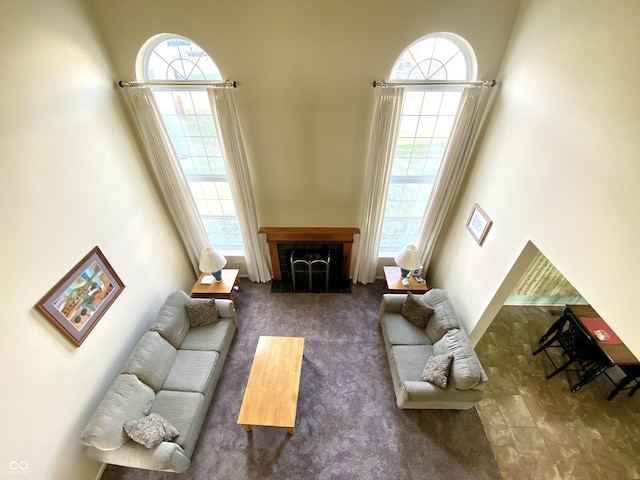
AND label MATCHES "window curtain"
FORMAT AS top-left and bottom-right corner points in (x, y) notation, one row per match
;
(352, 86), (404, 284)
(208, 88), (272, 283)
(415, 85), (493, 270)
(124, 86), (209, 273)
